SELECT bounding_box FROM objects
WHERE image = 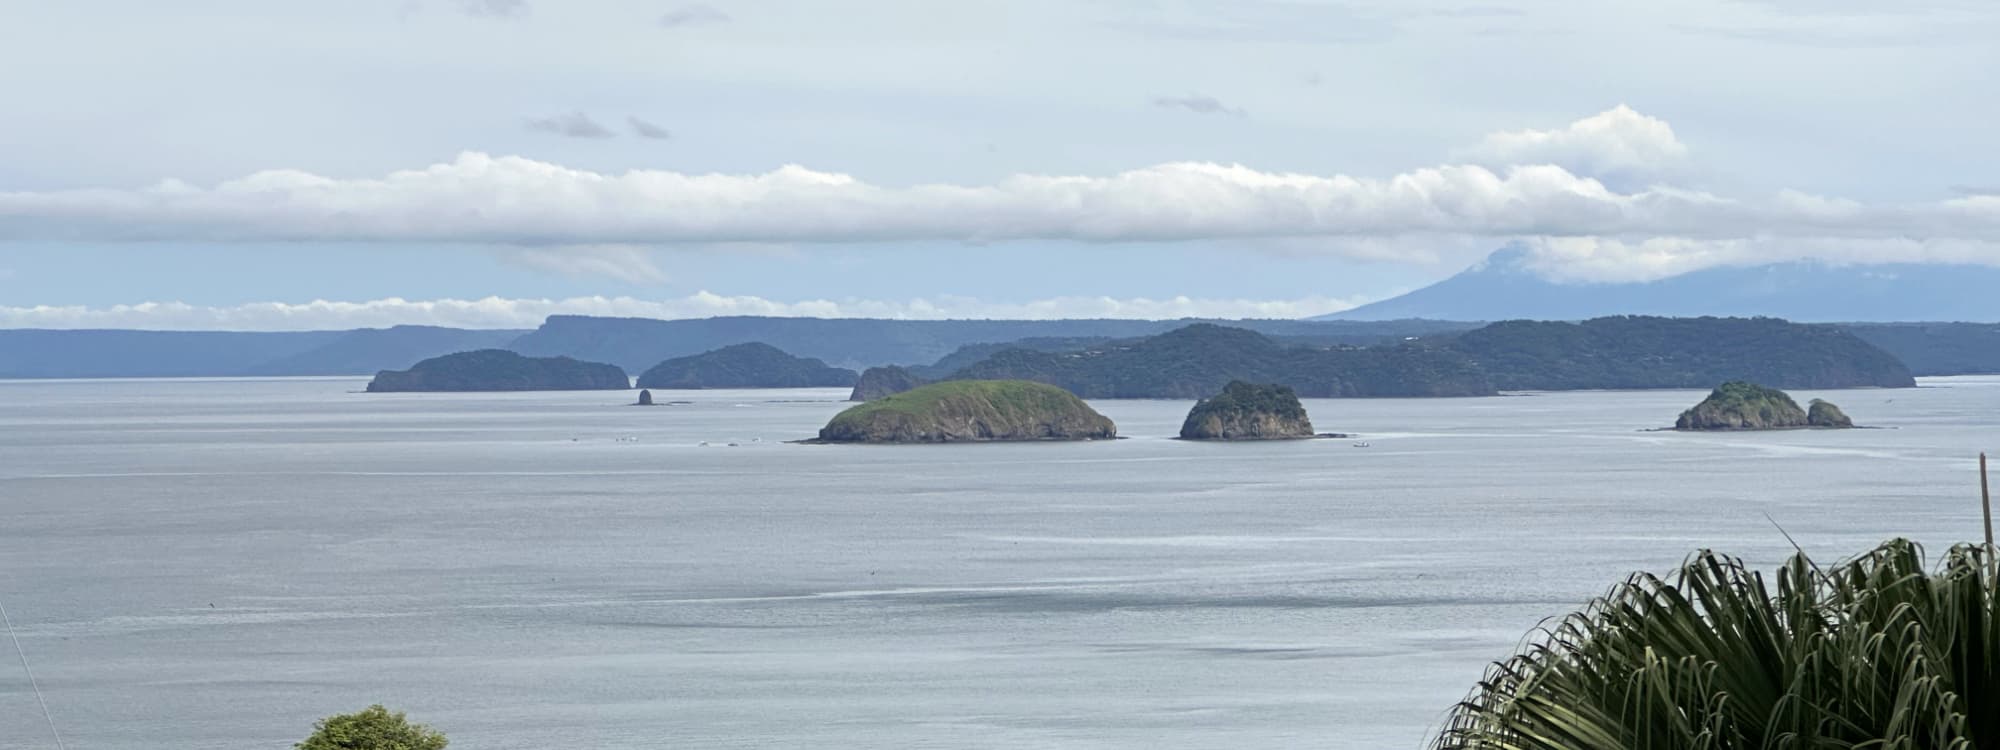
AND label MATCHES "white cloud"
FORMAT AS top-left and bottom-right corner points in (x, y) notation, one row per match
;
(1512, 236), (2000, 283)
(1461, 104), (1690, 182)
(4, 149), (1989, 248)
(0, 293), (1369, 331)
(2, 106), (1998, 285)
